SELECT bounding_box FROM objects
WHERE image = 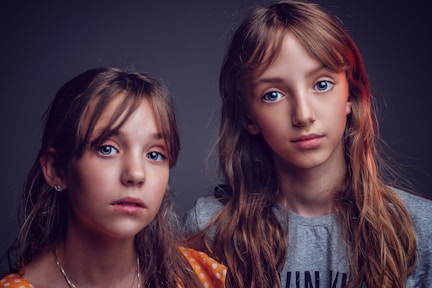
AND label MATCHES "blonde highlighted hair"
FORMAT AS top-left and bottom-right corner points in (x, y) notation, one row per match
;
(190, 1), (418, 287)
